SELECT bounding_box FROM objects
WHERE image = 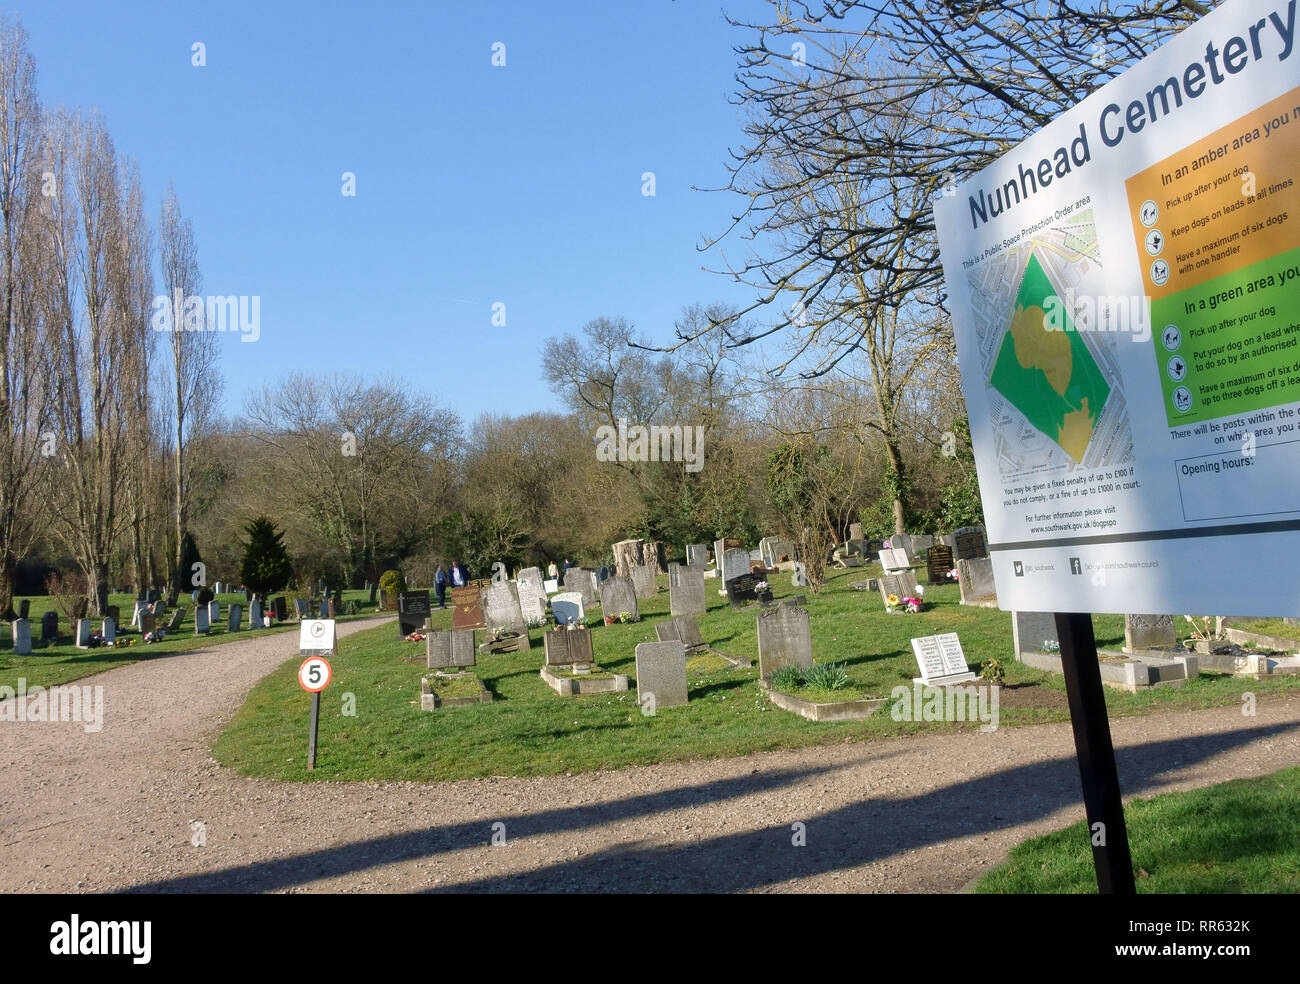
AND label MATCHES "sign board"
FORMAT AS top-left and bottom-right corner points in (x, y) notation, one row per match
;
(298, 655), (332, 693)
(299, 618), (336, 654)
(934, 0), (1300, 615)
